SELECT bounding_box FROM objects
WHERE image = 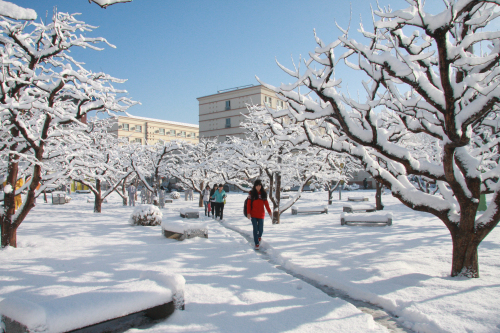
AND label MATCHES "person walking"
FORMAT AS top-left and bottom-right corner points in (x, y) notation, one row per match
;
(201, 185), (211, 216)
(246, 179), (272, 250)
(127, 183), (137, 206)
(209, 184), (217, 218)
(363, 178), (368, 189)
(211, 184), (227, 220)
(158, 187), (165, 208)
